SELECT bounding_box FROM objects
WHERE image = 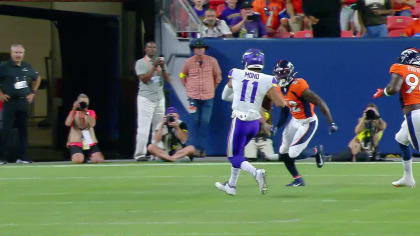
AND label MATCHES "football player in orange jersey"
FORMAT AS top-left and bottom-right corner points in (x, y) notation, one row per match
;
(274, 60), (337, 186)
(373, 48), (420, 188)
